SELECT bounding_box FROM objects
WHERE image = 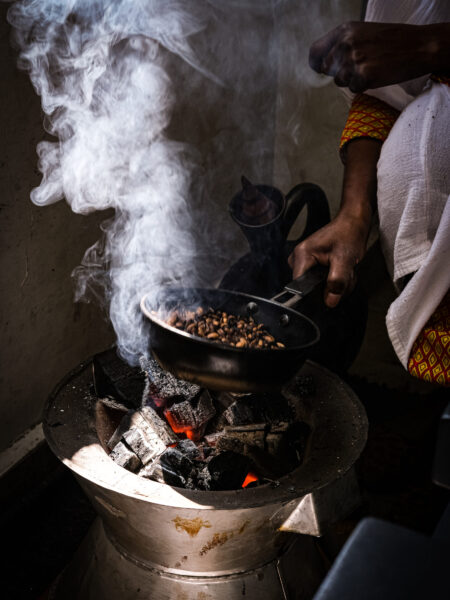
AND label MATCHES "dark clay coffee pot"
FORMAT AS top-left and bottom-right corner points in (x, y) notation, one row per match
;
(220, 179), (367, 373)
